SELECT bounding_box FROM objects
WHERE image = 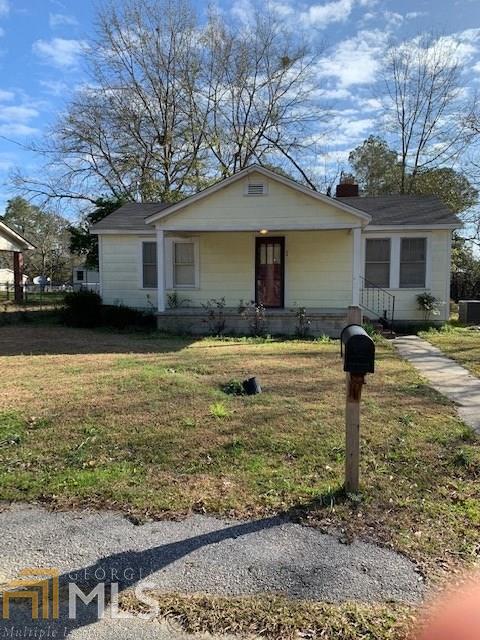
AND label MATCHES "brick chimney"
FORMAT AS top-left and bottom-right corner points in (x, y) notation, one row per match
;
(335, 173), (359, 197)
